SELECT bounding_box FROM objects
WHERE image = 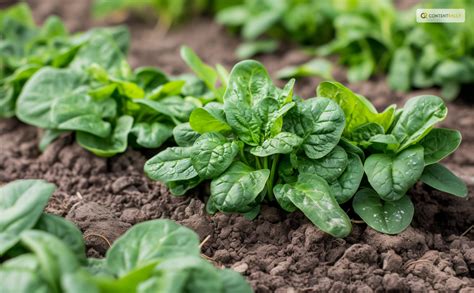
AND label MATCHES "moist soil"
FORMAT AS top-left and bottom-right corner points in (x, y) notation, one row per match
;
(0, 0), (473, 291)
